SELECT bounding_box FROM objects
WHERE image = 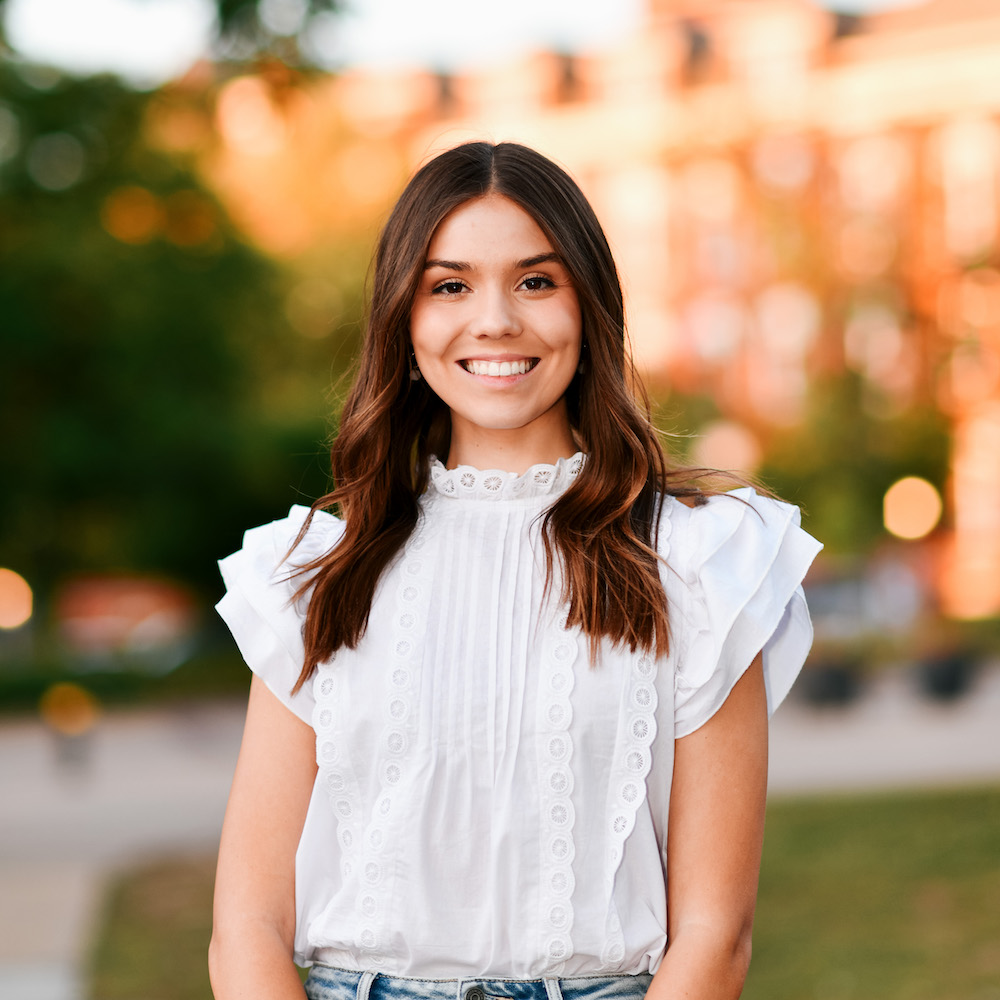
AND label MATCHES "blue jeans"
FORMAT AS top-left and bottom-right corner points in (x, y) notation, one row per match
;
(303, 967), (653, 1000)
